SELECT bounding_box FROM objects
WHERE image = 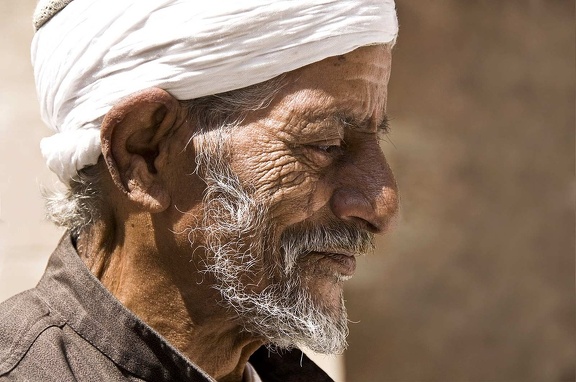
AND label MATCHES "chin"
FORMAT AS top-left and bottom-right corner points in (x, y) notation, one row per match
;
(294, 253), (354, 310)
(300, 274), (344, 314)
